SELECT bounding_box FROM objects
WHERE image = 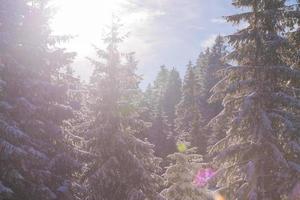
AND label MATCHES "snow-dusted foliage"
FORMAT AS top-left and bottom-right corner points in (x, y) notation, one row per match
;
(207, 0), (300, 199)
(1, 0), (299, 199)
(0, 0), (79, 199)
(0, 181), (14, 199)
(194, 36), (229, 147)
(161, 146), (209, 200)
(82, 19), (163, 200)
(140, 66), (181, 160)
(175, 62), (204, 152)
